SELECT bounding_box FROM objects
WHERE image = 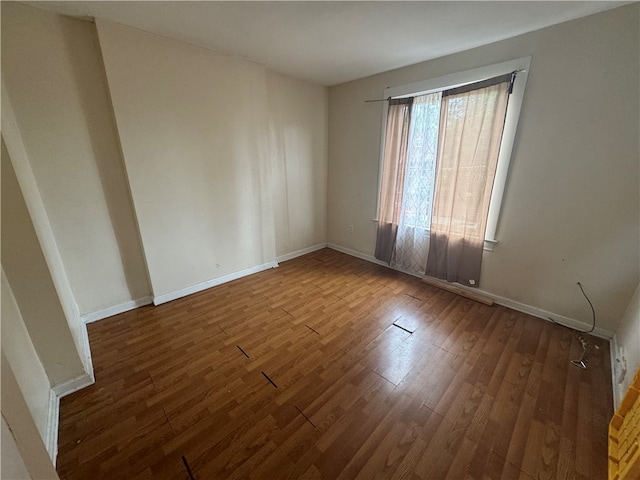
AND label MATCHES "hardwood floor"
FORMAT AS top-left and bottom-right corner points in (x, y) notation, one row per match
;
(57, 248), (613, 479)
